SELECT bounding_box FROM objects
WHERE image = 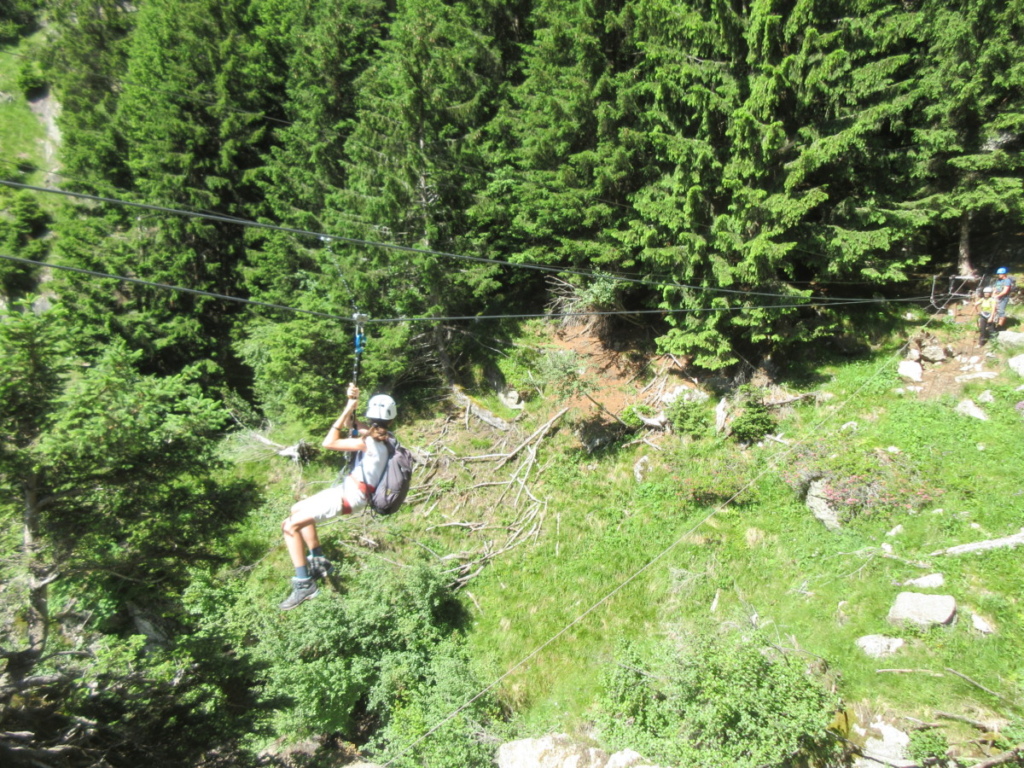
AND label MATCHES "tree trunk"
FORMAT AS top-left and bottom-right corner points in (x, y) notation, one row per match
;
(958, 210), (978, 277)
